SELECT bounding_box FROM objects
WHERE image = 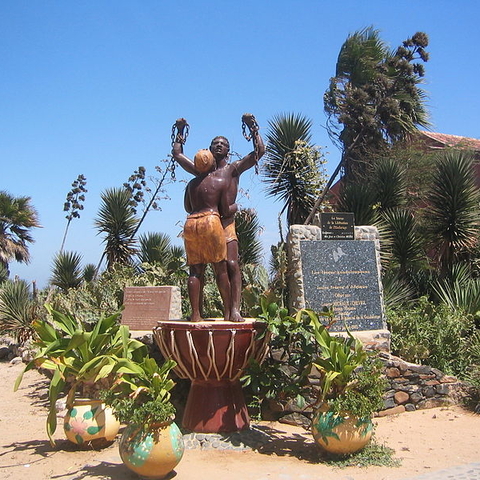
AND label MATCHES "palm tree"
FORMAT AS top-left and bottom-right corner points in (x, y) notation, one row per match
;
(50, 250), (83, 291)
(262, 113), (326, 226)
(94, 188), (139, 270)
(426, 151), (480, 276)
(0, 191), (40, 274)
(324, 27), (430, 182)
